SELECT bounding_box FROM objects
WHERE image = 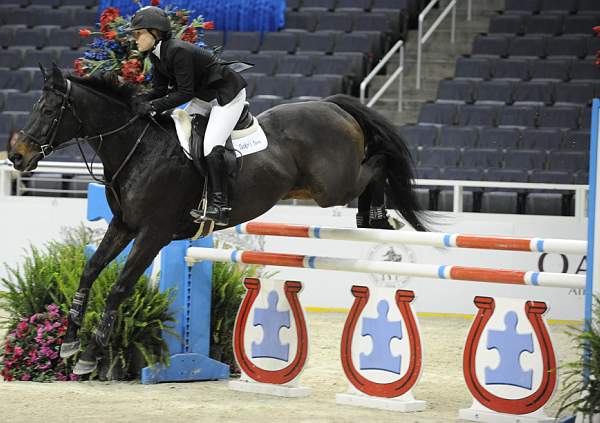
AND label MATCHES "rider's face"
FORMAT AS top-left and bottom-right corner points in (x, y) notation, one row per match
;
(133, 29), (155, 52)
